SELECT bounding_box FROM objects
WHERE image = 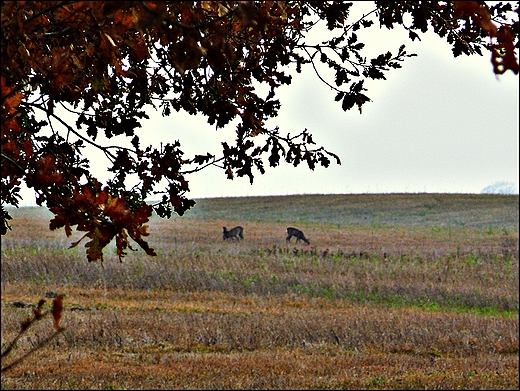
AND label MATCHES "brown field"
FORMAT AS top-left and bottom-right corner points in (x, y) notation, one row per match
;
(1, 193), (519, 389)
